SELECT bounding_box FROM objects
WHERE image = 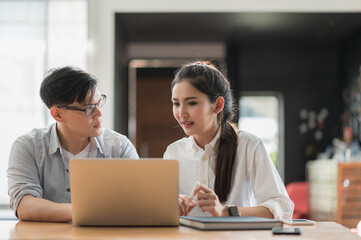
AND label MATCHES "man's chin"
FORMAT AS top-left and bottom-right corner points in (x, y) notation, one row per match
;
(91, 127), (103, 137)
